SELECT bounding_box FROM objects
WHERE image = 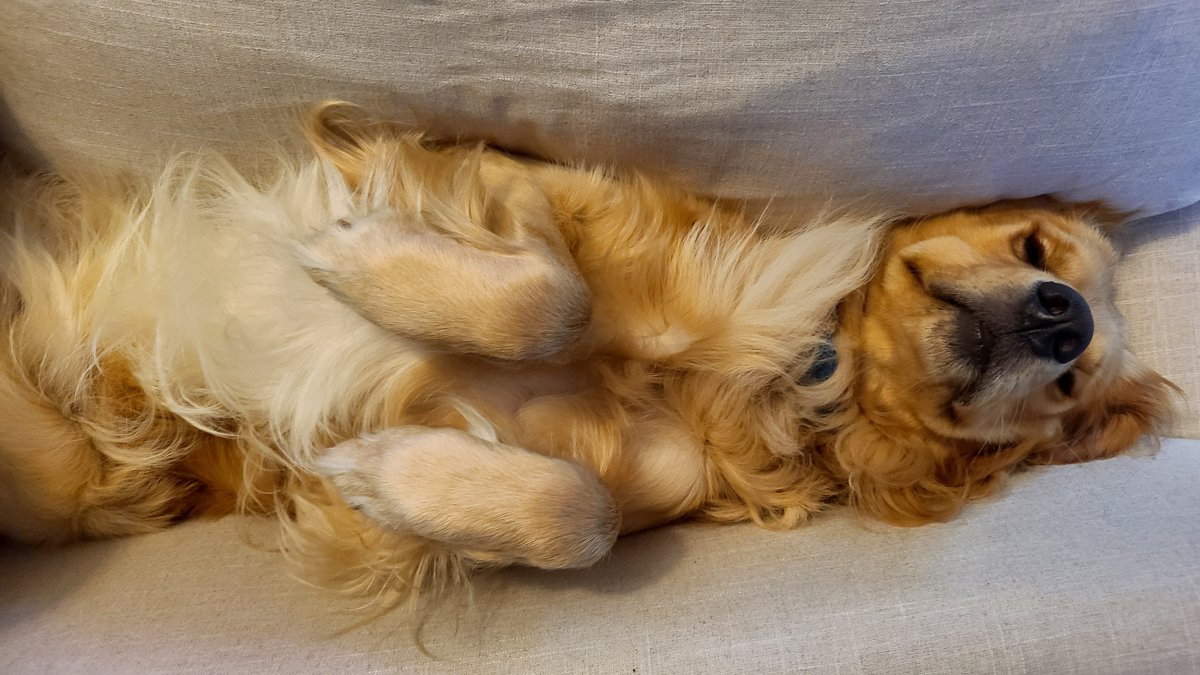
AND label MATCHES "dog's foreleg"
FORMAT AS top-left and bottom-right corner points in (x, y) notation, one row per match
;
(315, 426), (619, 569)
(297, 214), (590, 362)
